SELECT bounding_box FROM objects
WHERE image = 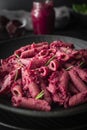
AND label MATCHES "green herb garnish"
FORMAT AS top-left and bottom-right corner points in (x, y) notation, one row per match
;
(15, 53), (23, 67)
(17, 60), (23, 67)
(45, 55), (55, 66)
(14, 69), (18, 81)
(15, 53), (20, 59)
(66, 61), (84, 71)
(79, 61), (84, 67)
(65, 66), (73, 71)
(35, 90), (44, 99)
(72, 4), (87, 15)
